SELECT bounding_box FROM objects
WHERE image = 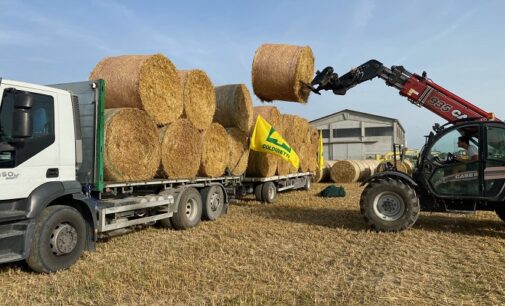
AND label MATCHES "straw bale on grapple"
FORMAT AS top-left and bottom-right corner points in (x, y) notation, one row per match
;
(214, 84), (253, 133)
(104, 108), (160, 182)
(90, 54), (182, 125)
(159, 119), (202, 178)
(226, 128), (249, 176)
(252, 44), (314, 103)
(198, 123), (229, 177)
(178, 69), (216, 130)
